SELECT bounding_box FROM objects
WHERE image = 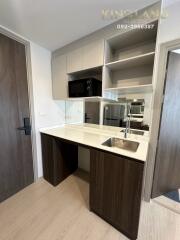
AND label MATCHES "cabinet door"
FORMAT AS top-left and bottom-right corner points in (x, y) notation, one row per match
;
(67, 48), (83, 73)
(82, 39), (104, 70)
(90, 149), (144, 240)
(52, 54), (68, 99)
